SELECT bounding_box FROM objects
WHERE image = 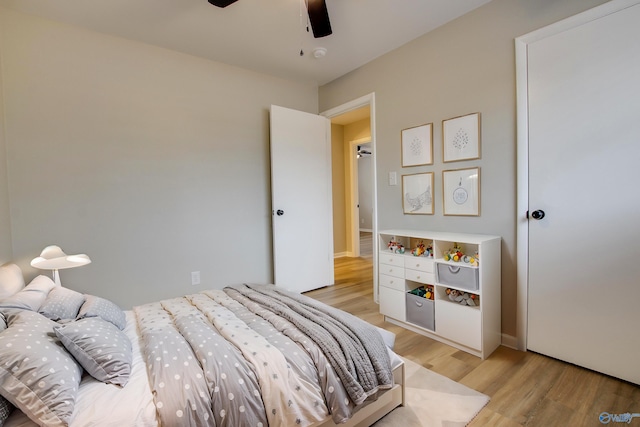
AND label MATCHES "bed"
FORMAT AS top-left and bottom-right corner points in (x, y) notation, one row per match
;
(0, 263), (405, 427)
